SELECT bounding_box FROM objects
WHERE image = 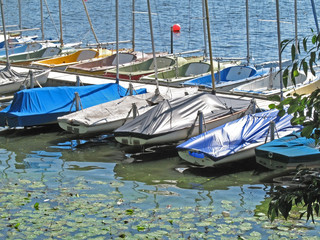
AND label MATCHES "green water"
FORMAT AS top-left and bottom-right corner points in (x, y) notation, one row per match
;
(0, 125), (319, 239)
